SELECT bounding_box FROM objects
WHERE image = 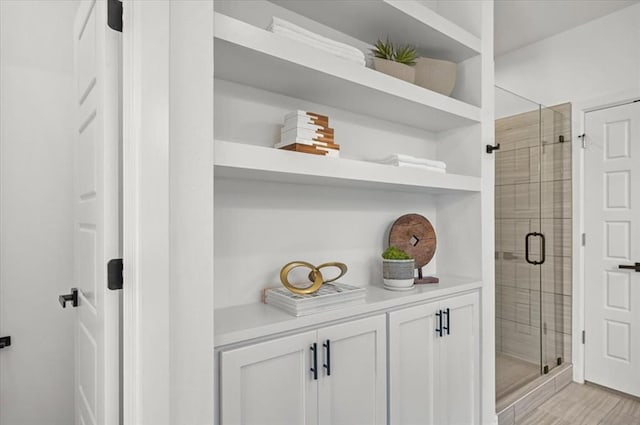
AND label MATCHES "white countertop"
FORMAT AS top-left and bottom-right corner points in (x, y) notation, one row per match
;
(215, 275), (482, 347)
